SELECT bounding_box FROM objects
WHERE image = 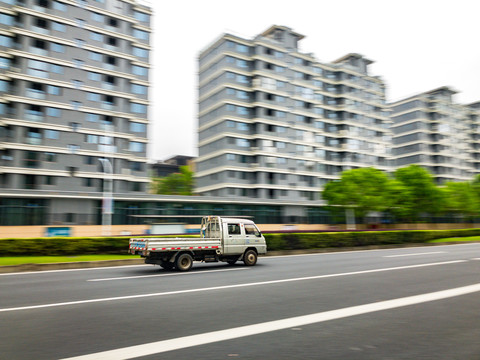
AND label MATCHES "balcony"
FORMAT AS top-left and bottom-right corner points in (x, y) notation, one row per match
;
(26, 137), (42, 145)
(24, 112), (44, 122)
(30, 47), (48, 56)
(101, 102), (115, 110)
(25, 89), (46, 100)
